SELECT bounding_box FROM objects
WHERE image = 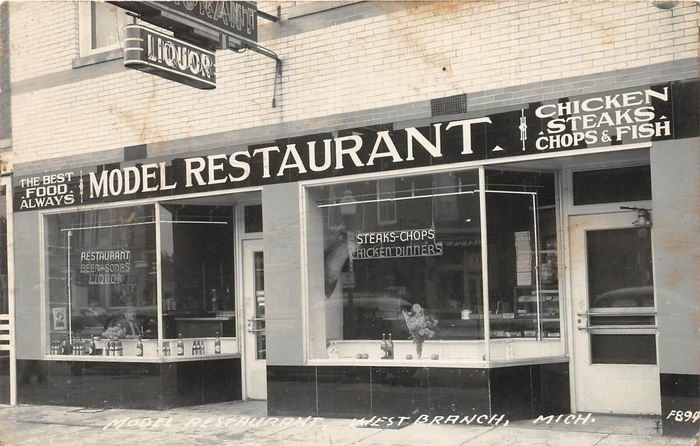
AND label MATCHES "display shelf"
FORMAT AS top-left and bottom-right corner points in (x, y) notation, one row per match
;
(44, 353), (241, 363)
